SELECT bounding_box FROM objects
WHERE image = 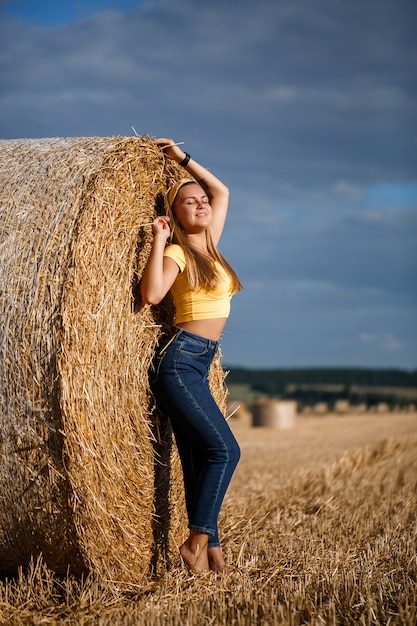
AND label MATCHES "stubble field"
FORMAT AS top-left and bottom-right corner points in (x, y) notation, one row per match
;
(1, 411), (416, 625)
